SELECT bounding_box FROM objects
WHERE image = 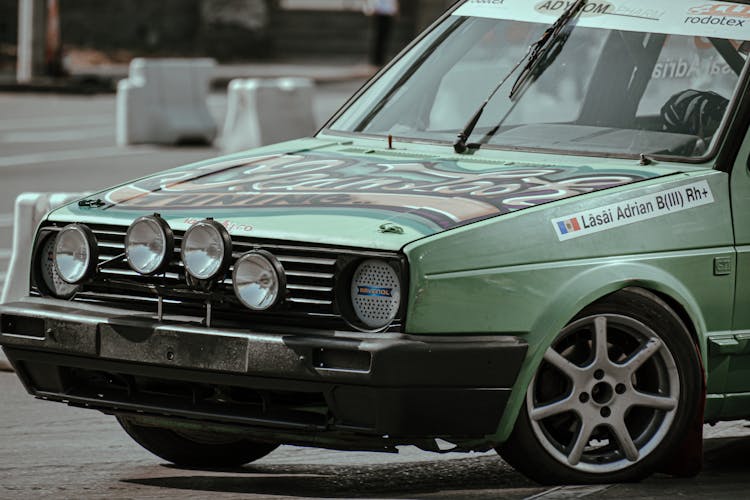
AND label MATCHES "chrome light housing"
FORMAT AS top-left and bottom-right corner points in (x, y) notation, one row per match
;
(37, 233), (80, 298)
(181, 219), (232, 281)
(349, 259), (401, 330)
(125, 215), (173, 275)
(53, 224), (98, 284)
(233, 251), (286, 311)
